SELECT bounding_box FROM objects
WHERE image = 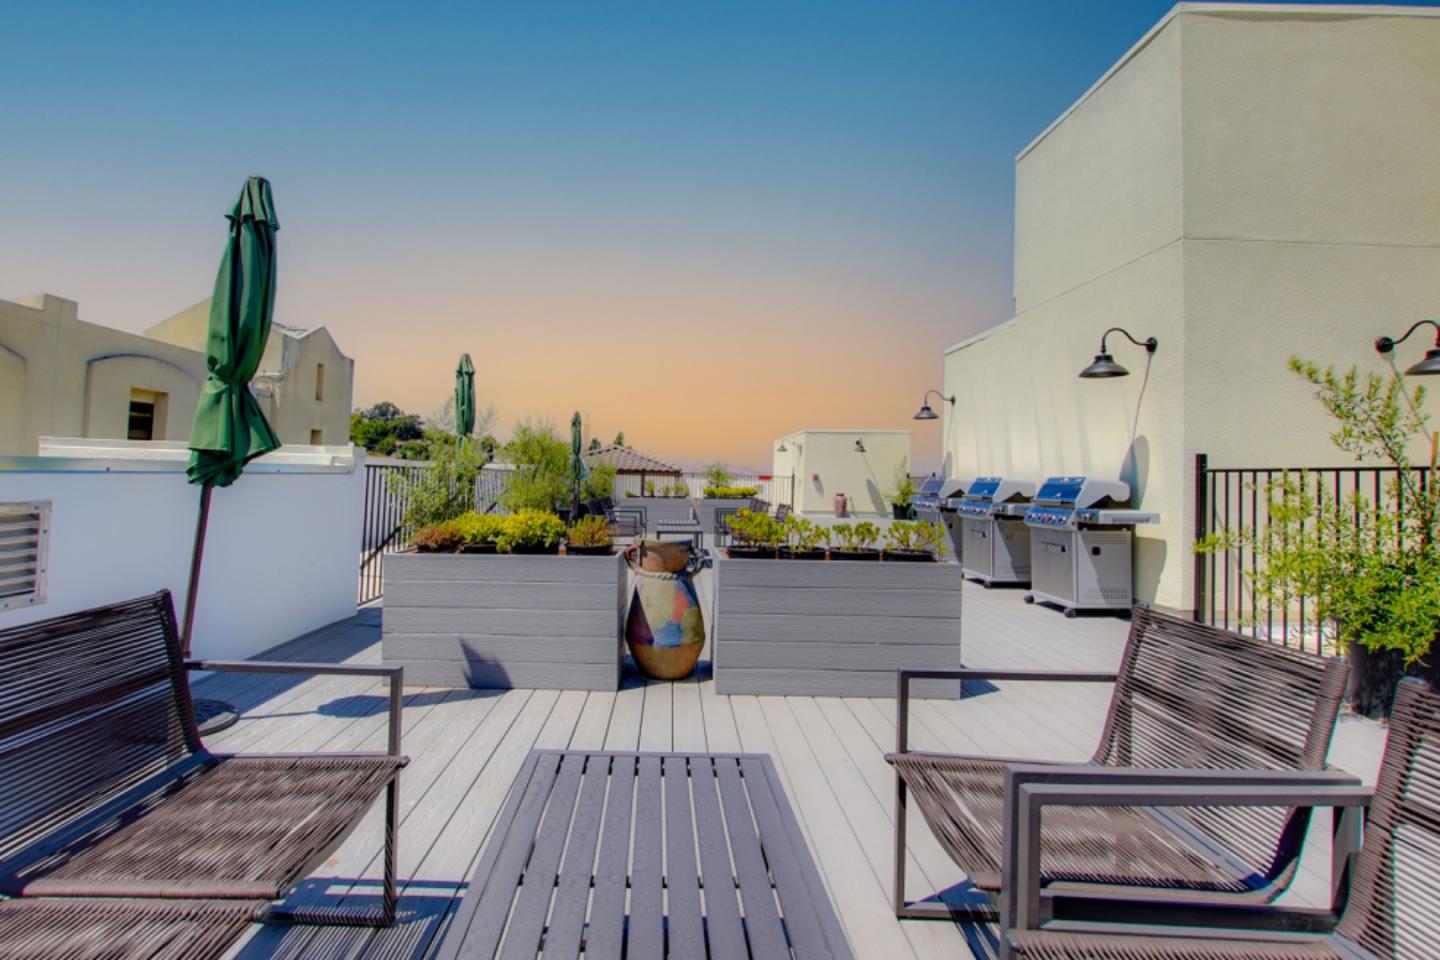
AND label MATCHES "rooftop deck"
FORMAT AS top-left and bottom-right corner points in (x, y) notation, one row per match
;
(200, 580), (1385, 960)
